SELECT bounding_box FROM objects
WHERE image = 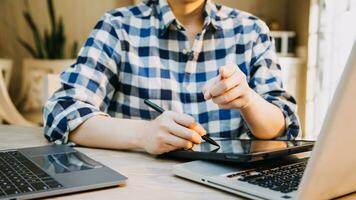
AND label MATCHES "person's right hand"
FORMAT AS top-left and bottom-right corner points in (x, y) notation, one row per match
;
(139, 111), (206, 155)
